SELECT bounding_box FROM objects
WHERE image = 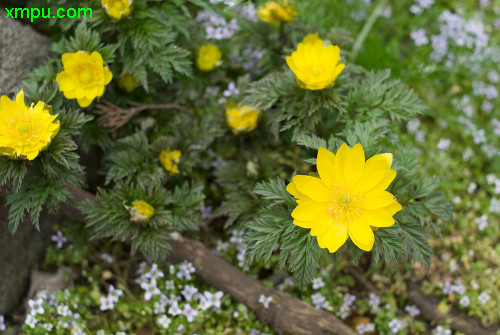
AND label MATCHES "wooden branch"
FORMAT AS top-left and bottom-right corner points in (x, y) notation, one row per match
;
(408, 280), (499, 335)
(61, 185), (356, 335)
(93, 100), (193, 131)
